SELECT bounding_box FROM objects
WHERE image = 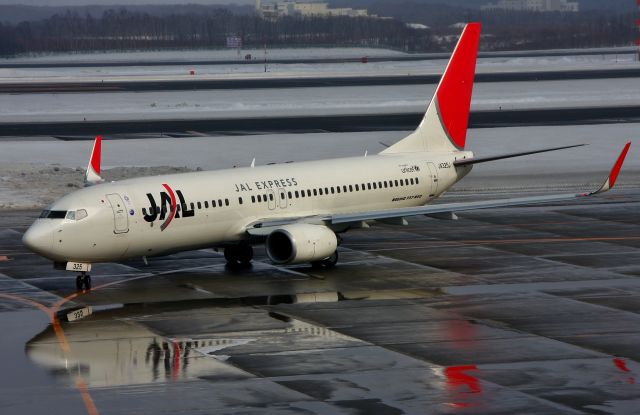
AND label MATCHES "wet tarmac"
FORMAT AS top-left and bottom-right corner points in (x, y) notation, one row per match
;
(0, 47), (632, 69)
(0, 186), (639, 414)
(3, 105), (640, 138)
(4, 68), (640, 94)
